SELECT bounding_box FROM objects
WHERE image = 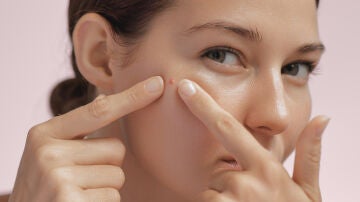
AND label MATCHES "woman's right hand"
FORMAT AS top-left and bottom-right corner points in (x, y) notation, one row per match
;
(9, 76), (164, 202)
